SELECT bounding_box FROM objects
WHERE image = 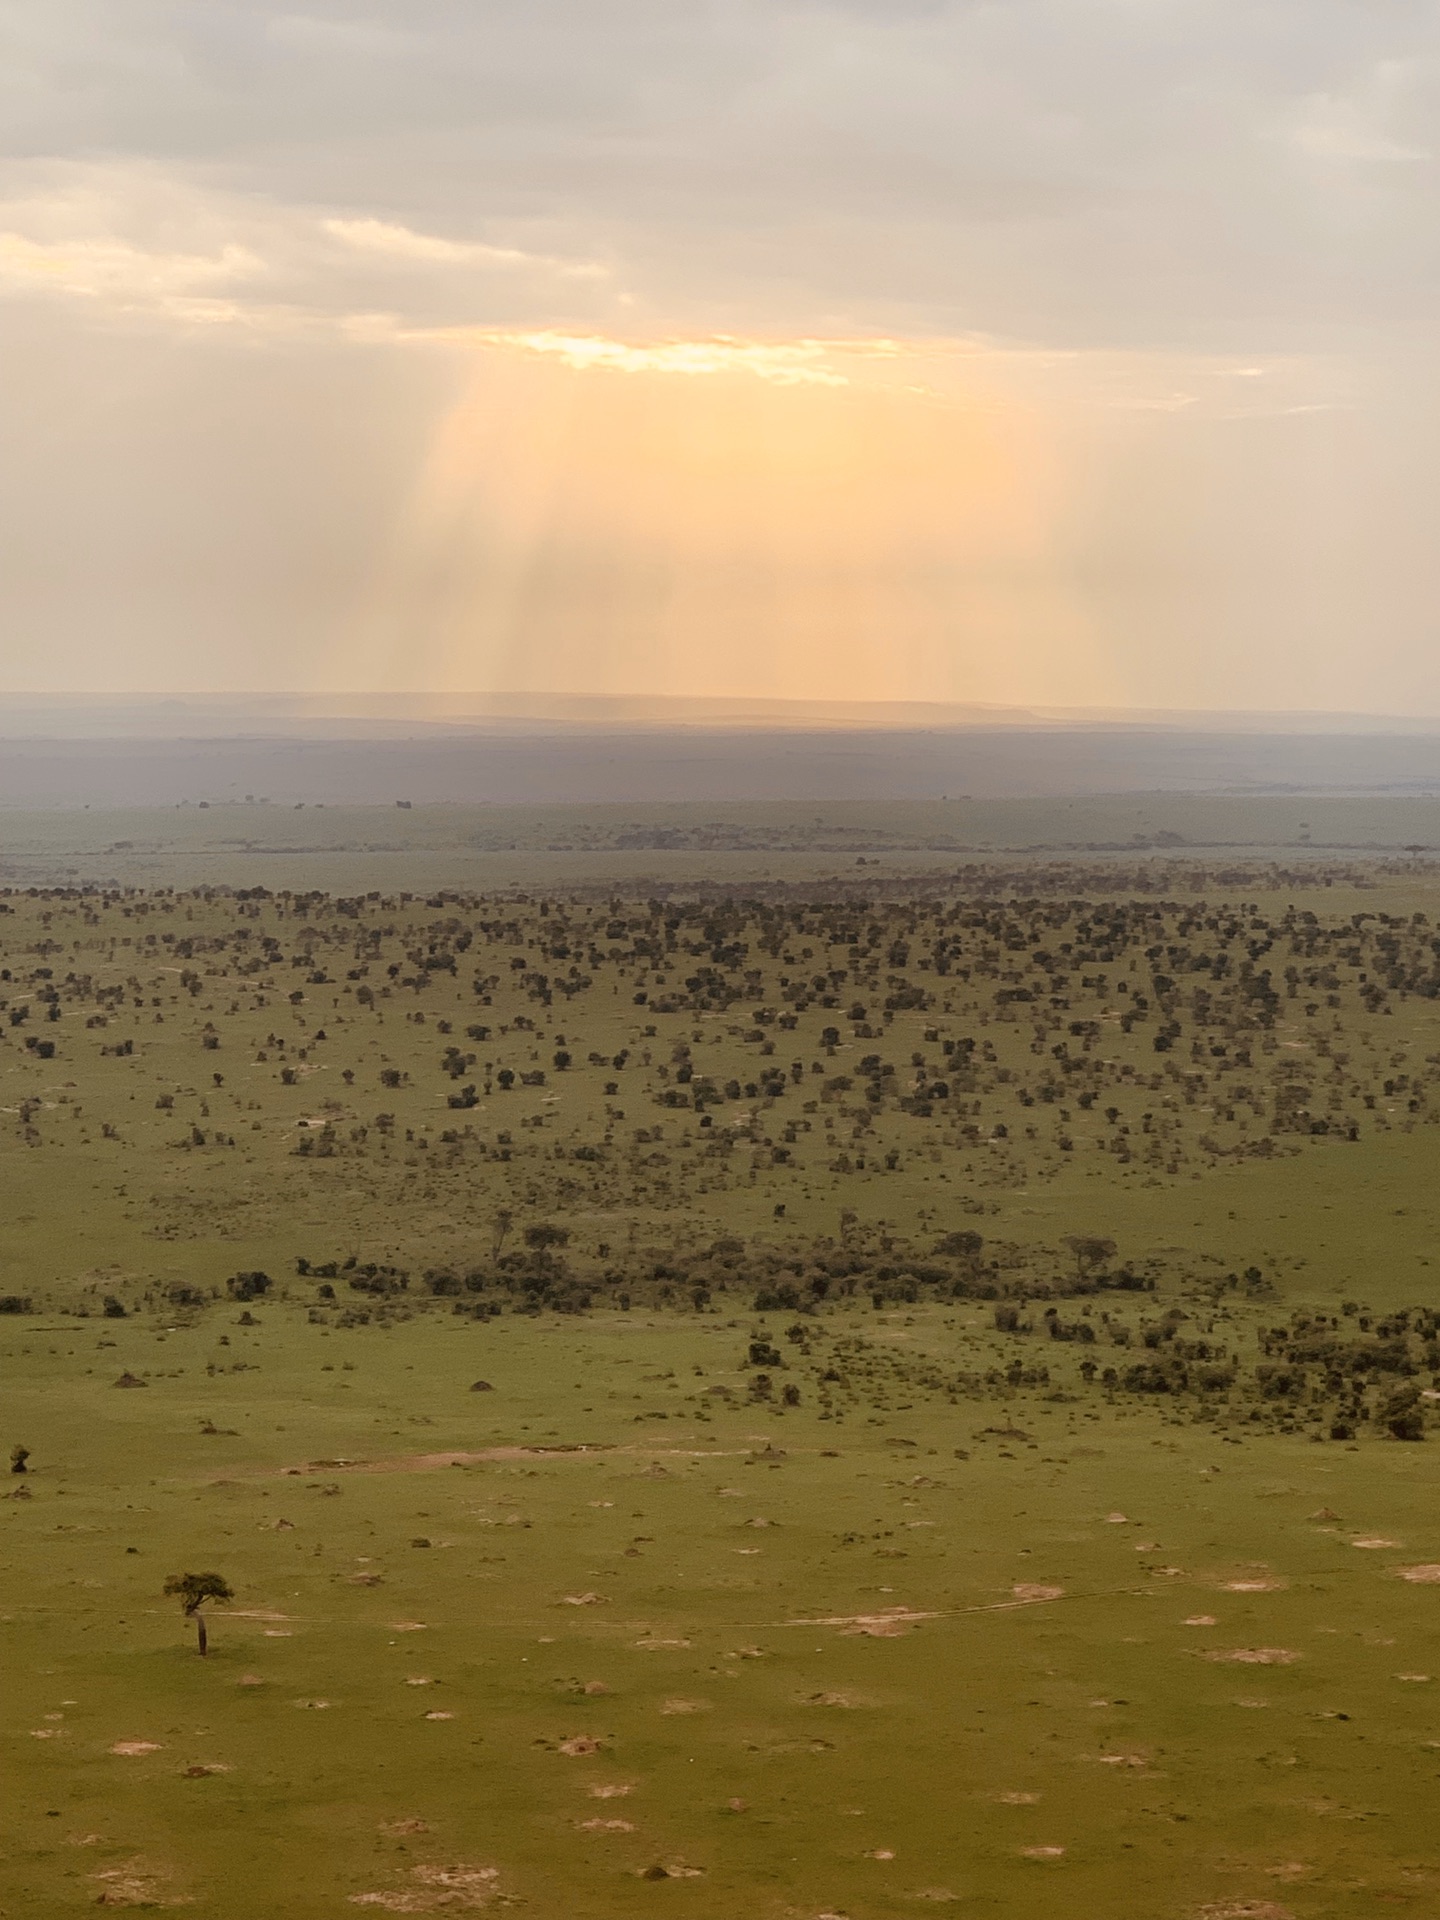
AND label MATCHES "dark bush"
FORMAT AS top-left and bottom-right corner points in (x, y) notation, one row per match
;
(227, 1271), (272, 1302)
